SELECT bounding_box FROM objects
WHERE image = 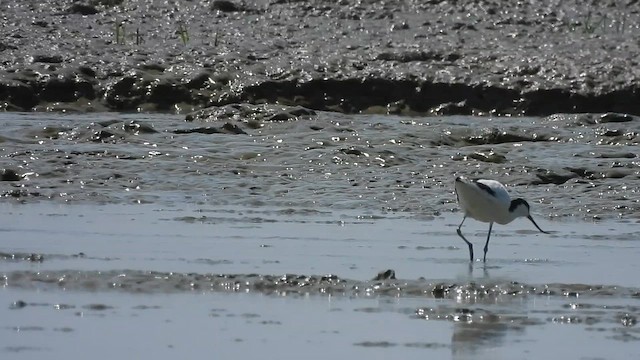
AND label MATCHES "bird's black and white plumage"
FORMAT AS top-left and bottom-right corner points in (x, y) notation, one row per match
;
(454, 176), (548, 262)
